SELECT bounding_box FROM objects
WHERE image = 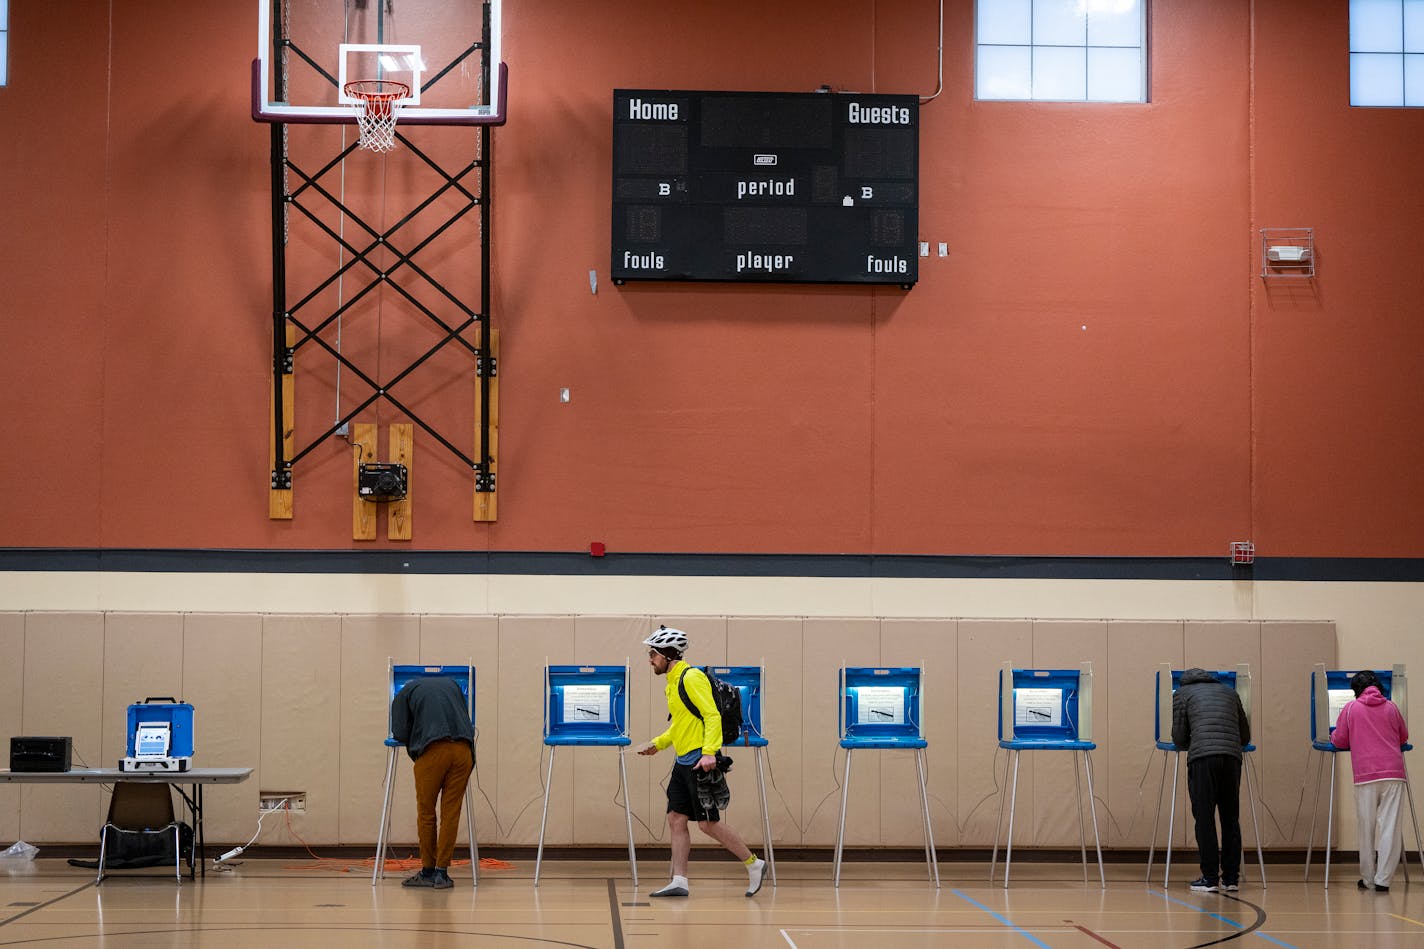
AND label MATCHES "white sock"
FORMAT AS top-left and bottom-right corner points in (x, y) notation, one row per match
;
(650, 875), (689, 897)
